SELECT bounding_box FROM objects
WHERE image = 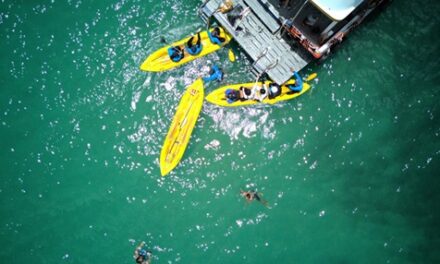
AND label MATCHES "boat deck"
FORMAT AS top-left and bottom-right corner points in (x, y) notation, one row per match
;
(201, 0), (312, 84)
